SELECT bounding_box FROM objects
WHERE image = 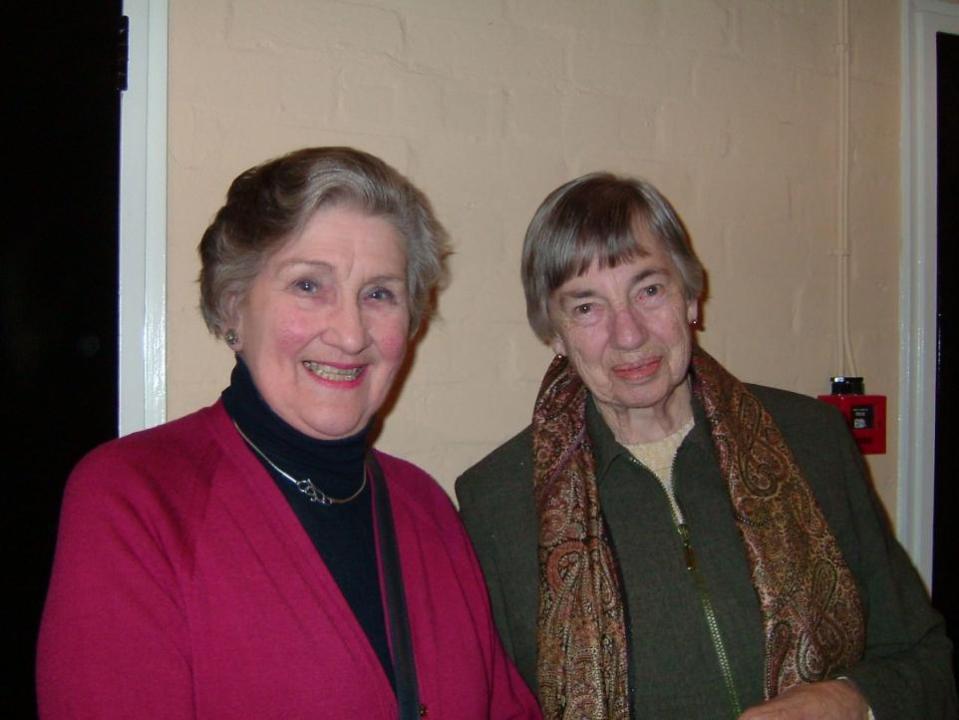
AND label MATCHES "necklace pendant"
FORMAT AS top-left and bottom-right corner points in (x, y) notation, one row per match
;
(298, 477), (333, 505)
(296, 478), (319, 503)
(233, 421), (368, 506)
